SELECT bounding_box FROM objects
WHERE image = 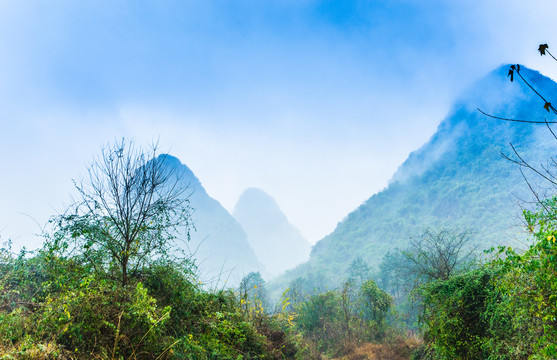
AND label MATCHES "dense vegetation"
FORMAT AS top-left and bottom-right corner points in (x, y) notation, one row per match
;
(0, 141), (309, 359)
(412, 195), (557, 359)
(0, 243), (313, 359)
(0, 237), (423, 359)
(0, 140), (411, 359)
